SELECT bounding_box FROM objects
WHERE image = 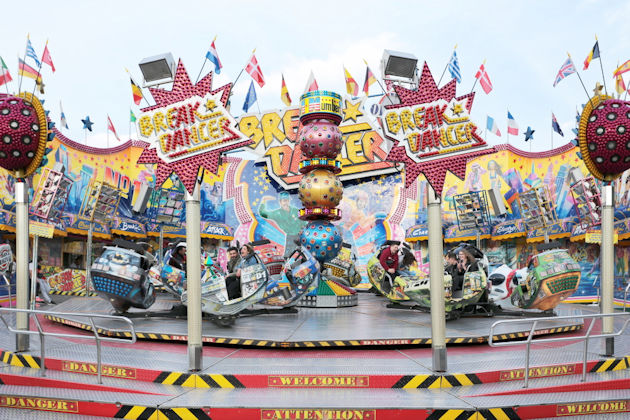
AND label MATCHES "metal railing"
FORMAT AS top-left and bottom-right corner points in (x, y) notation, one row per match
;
(0, 308), (136, 383)
(0, 275), (13, 308)
(489, 312), (630, 388)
